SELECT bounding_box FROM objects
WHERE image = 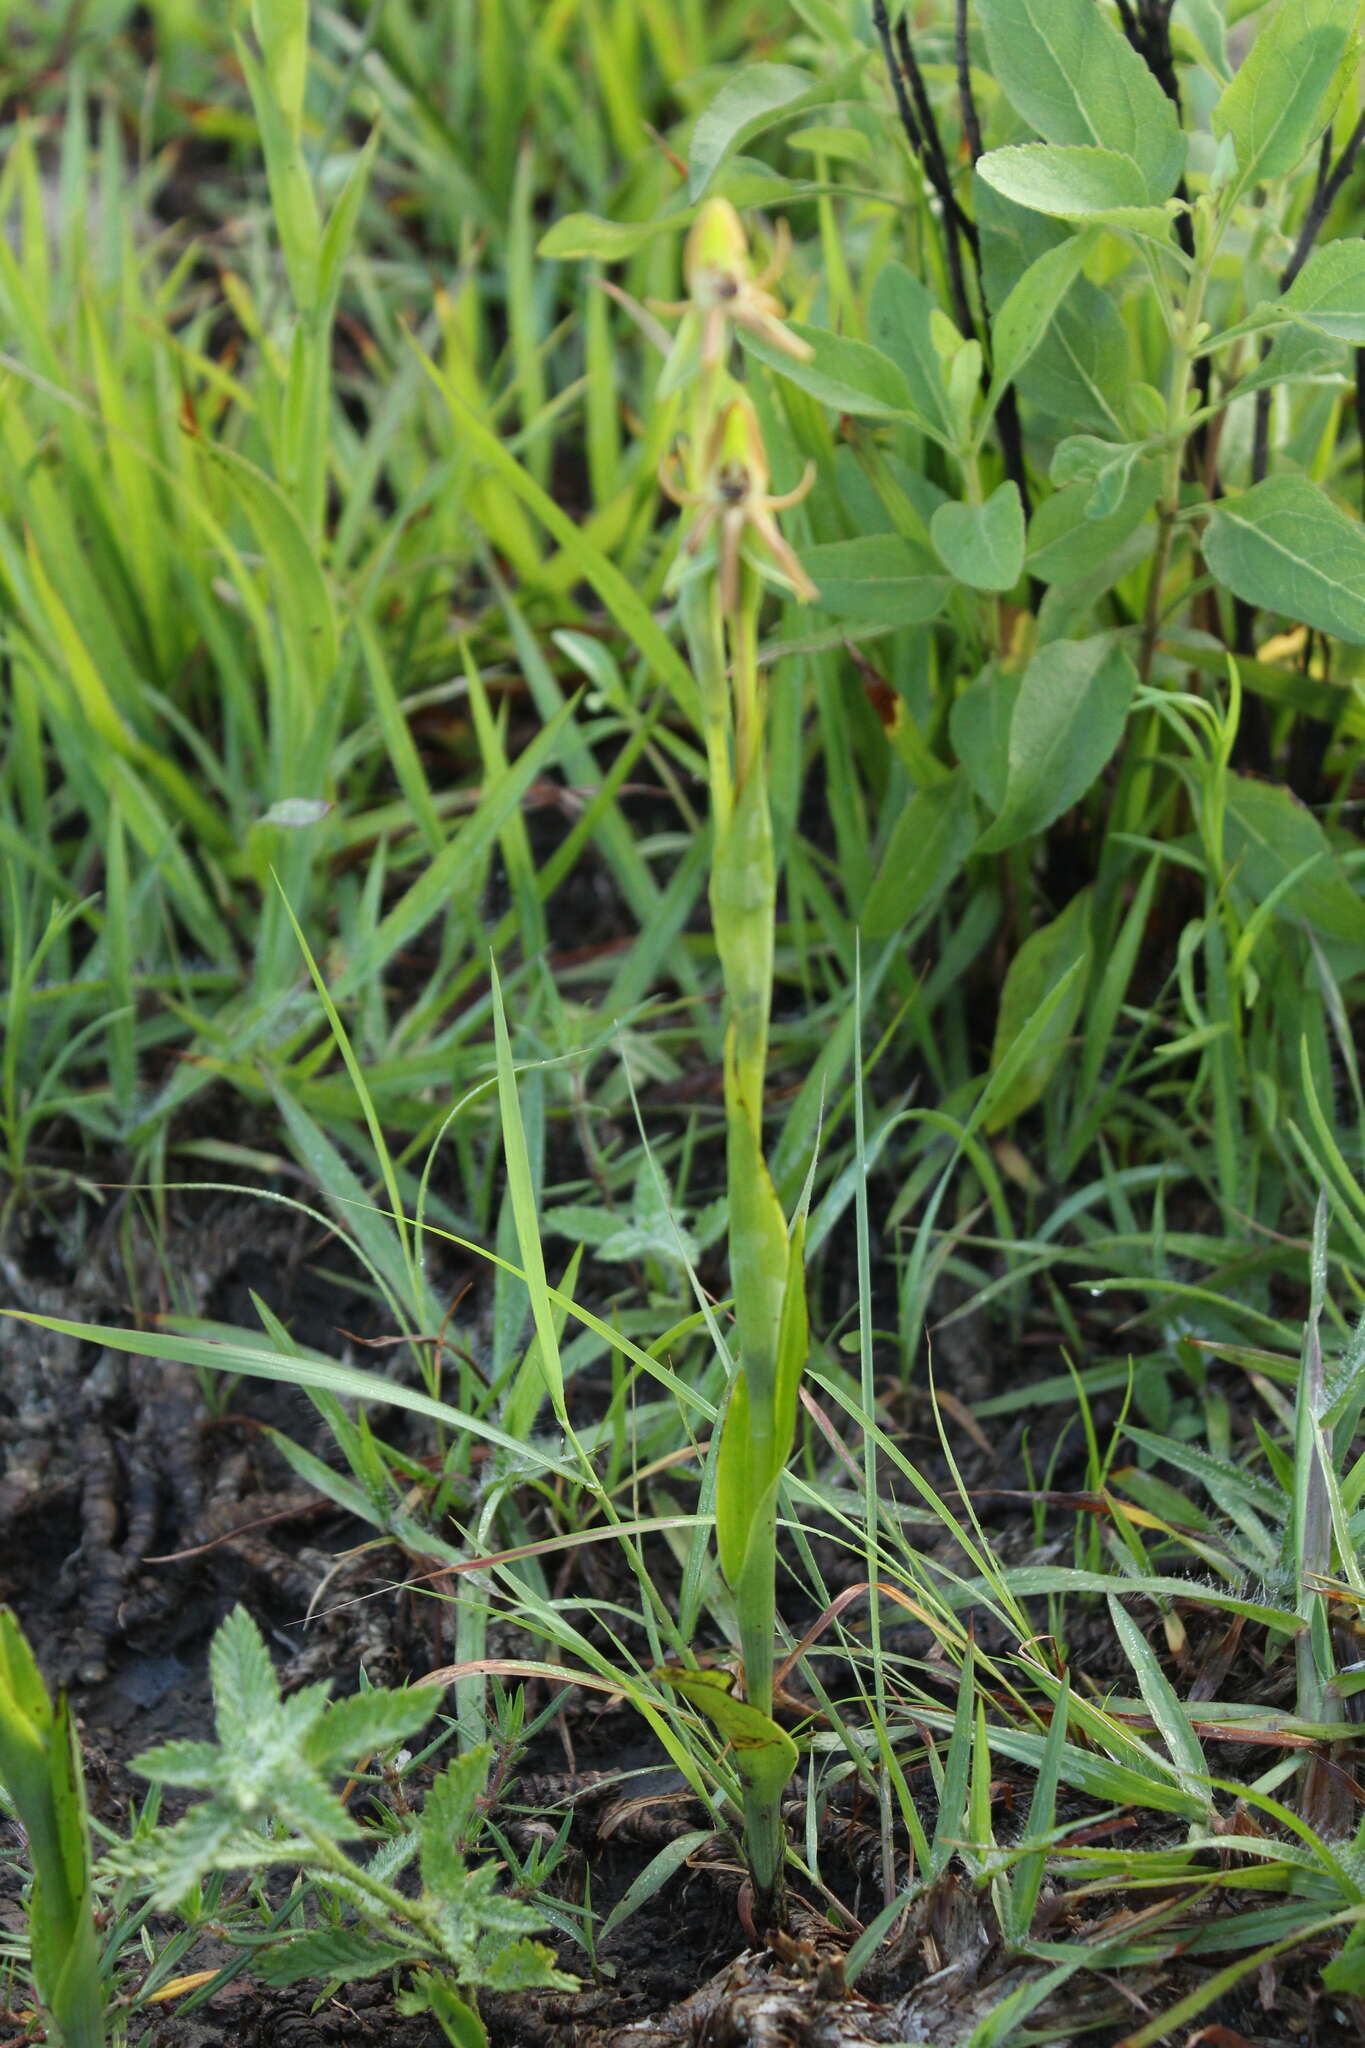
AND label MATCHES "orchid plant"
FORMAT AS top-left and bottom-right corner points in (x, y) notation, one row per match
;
(652, 200), (817, 1927)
